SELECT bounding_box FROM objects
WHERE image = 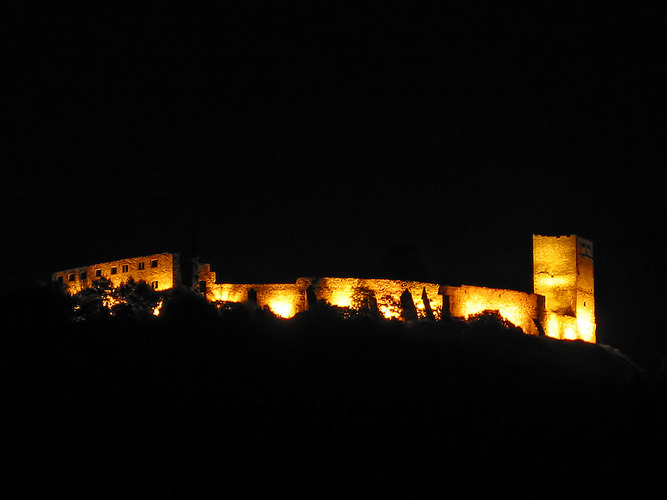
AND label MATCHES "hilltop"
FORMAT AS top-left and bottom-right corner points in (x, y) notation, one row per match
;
(0, 285), (661, 498)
